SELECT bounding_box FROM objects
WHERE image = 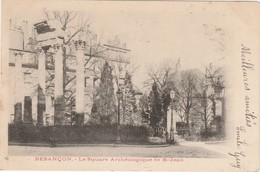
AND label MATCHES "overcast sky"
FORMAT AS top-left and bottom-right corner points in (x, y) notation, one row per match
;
(10, 1), (232, 90)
